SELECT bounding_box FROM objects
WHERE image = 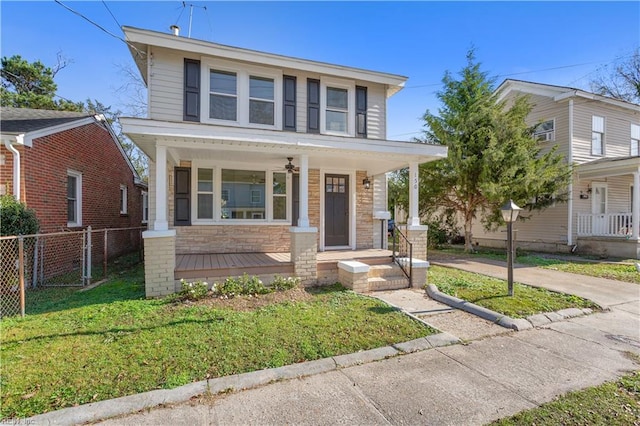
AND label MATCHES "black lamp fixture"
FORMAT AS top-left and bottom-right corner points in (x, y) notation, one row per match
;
(285, 157), (295, 173)
(363, 176), (371, 190)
